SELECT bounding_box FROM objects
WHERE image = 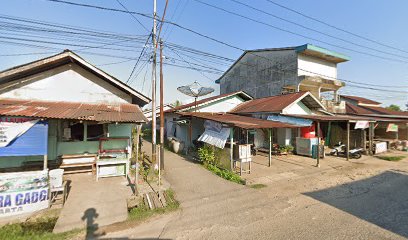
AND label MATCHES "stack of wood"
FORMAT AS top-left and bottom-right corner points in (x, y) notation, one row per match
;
(143, 191), (174, 210)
